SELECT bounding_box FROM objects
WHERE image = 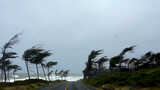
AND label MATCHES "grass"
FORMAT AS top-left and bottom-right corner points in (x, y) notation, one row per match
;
(83, 67), (160, 90)
(0, 79), (63, 90)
